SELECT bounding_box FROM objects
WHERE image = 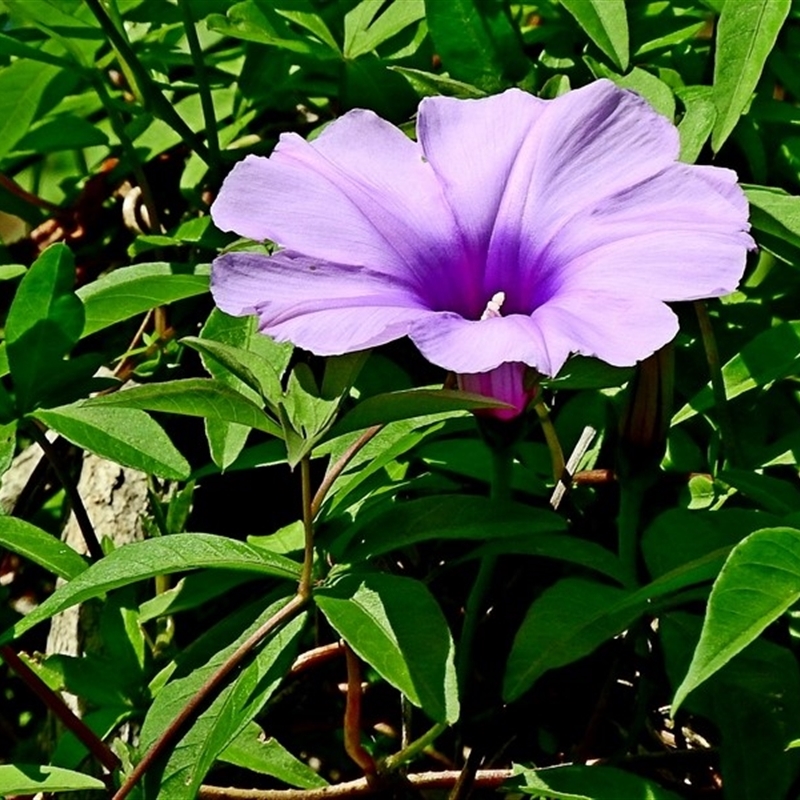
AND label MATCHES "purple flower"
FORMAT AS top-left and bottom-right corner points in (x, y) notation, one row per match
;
(210, 80), (752, 420)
